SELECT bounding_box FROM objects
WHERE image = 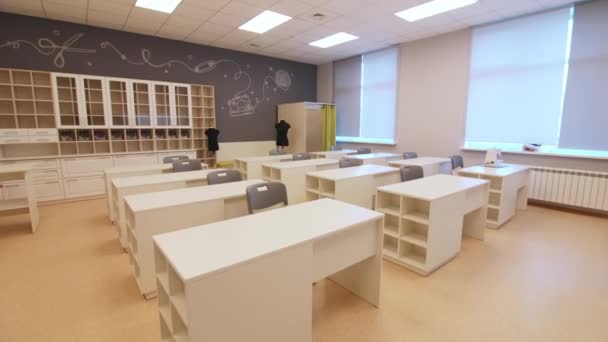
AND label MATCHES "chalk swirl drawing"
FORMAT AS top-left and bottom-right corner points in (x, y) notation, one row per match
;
(0, 33), (95, 68)
(101, 42), (293, 117)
